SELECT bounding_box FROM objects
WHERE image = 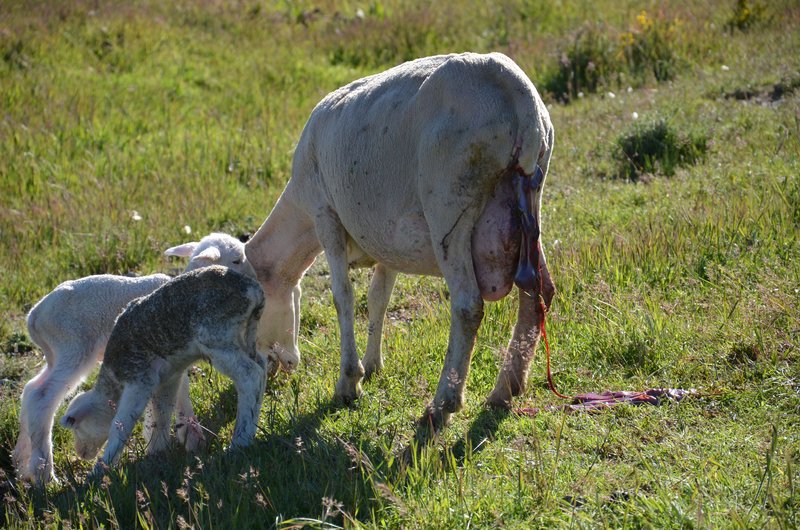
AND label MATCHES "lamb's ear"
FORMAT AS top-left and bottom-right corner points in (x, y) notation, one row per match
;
(164, 242), (199, 258)
(59, 415), (78, 429)
(59, 394), (92, 429)
(190, 246), (221, 265)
